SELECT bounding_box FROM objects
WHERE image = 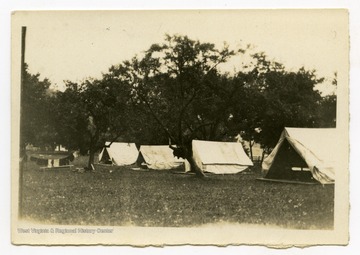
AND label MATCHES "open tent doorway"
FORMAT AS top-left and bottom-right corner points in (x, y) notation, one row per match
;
(263, 139), (315, 183)
(261, 127), (339, 184)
